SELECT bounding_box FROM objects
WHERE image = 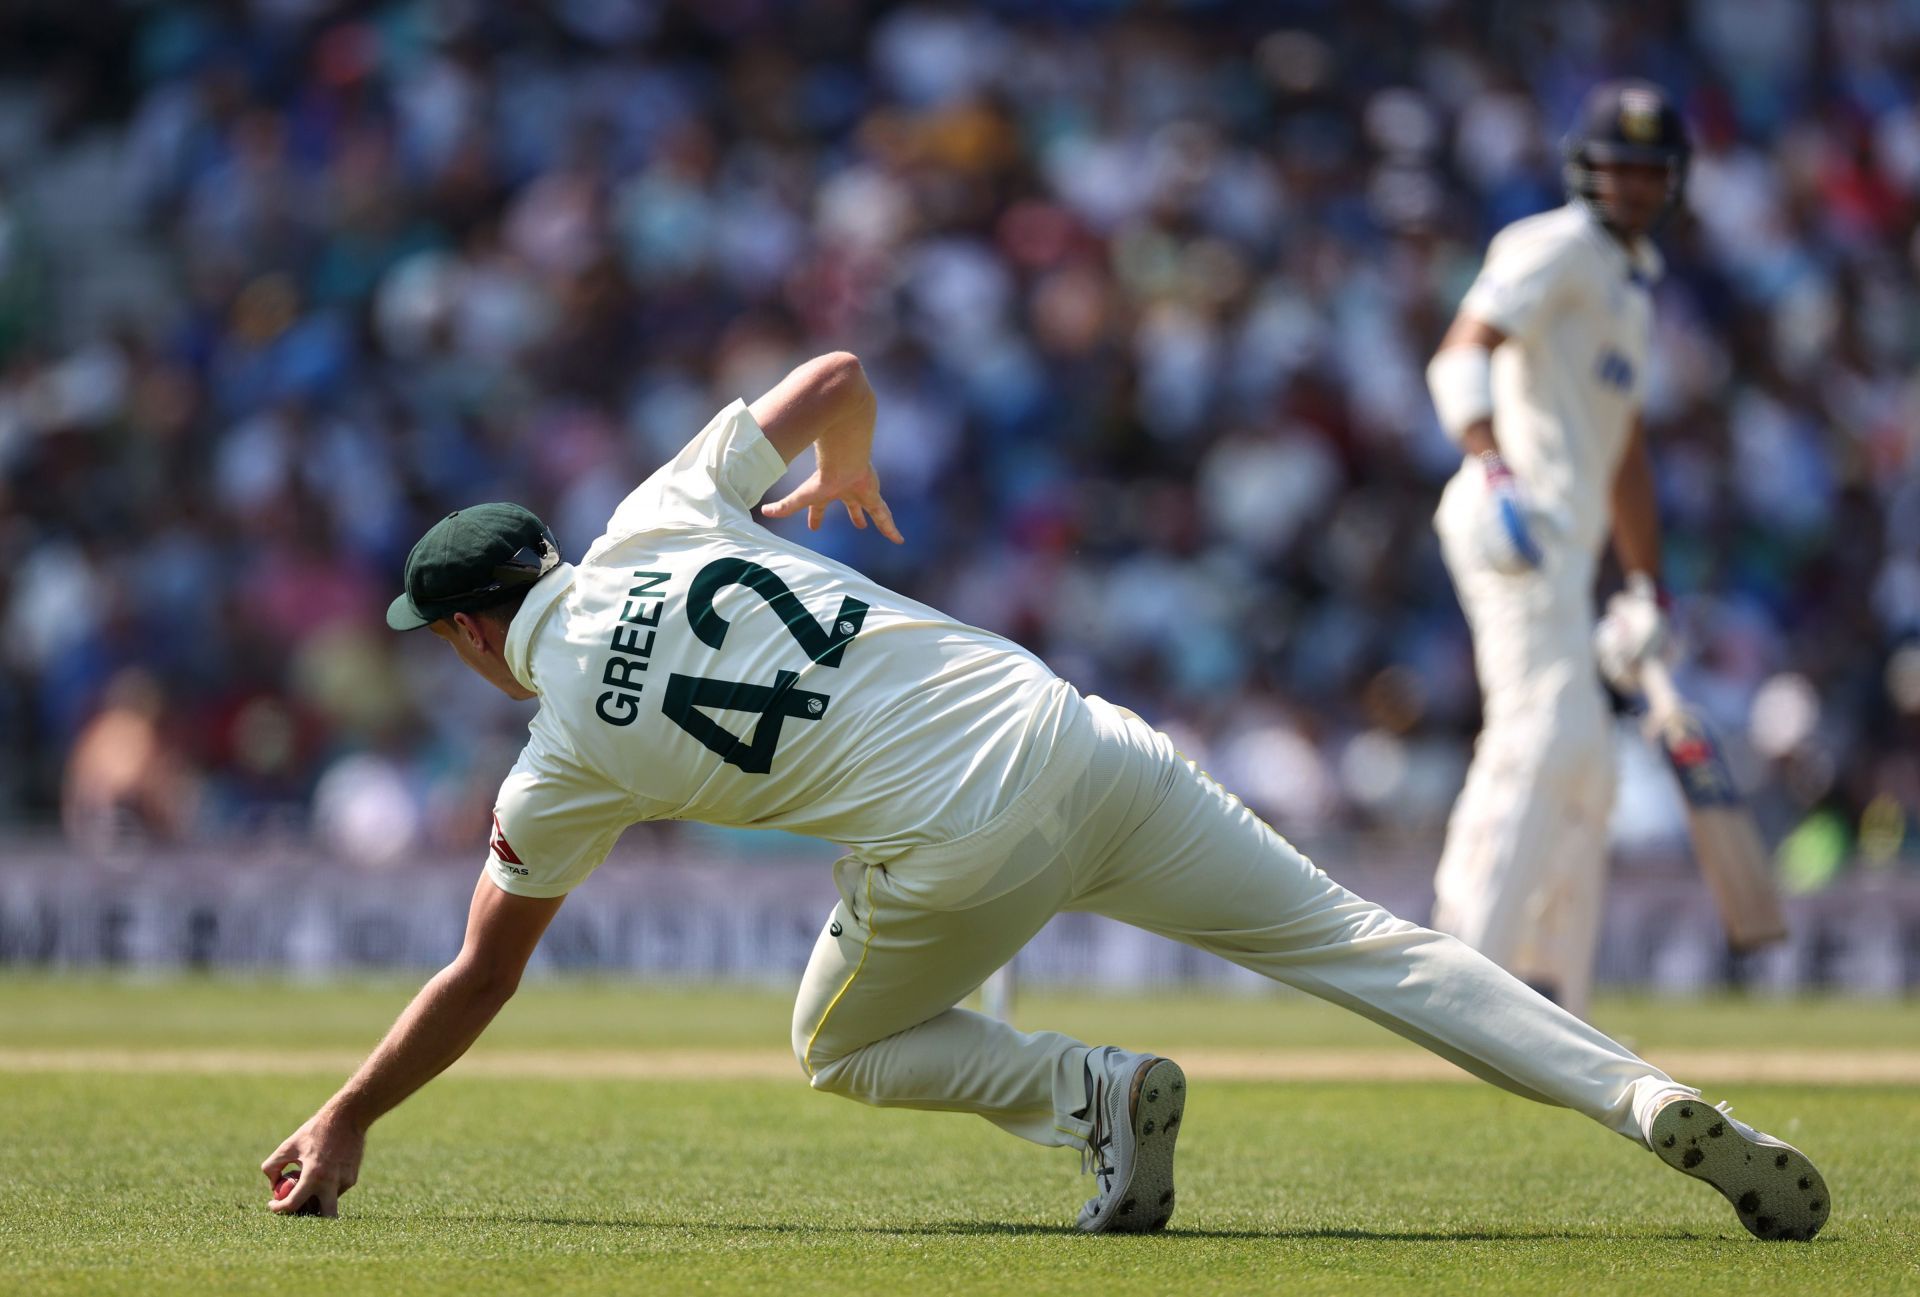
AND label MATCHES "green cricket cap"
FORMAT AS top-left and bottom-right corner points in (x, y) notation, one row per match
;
(386, 503), (560, 631)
